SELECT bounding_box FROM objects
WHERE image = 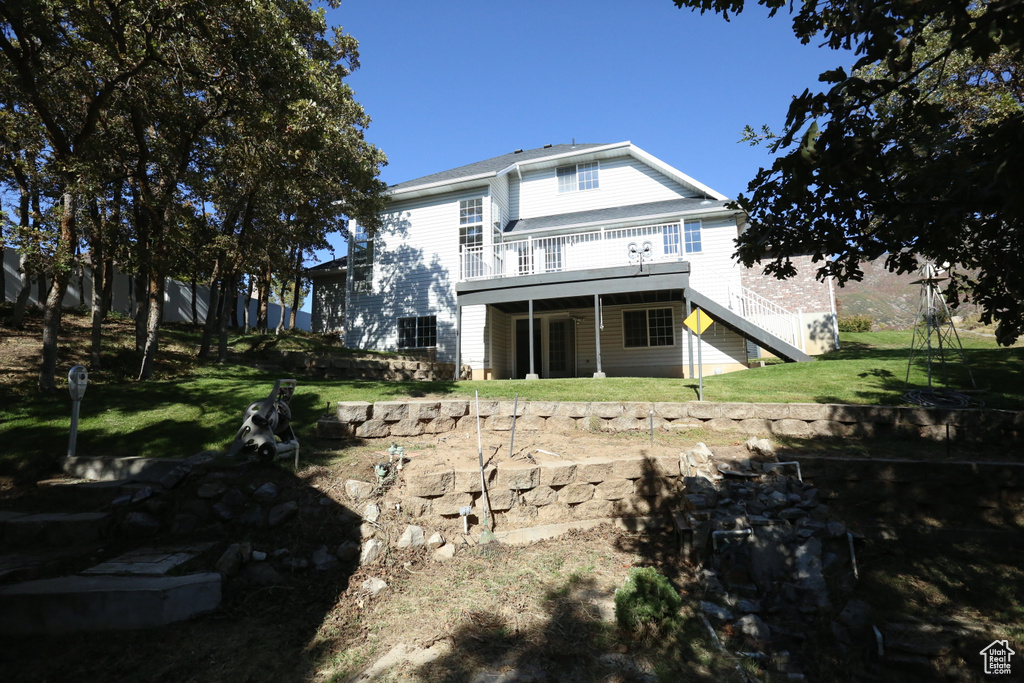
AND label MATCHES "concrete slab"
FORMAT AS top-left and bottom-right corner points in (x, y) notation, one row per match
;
(0, 573), (222, 634)
(62, 456), (186, 483)
(82, 545), (212, 577)
(491, 516), (667, 545)
(36, 478), (134, 507)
